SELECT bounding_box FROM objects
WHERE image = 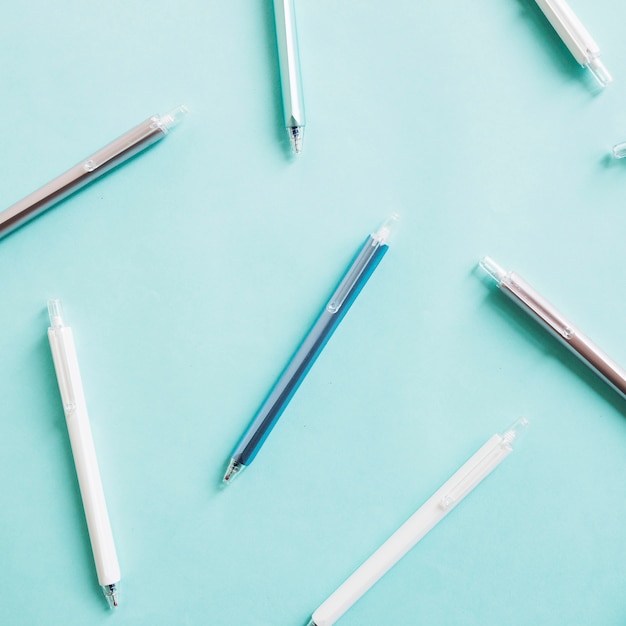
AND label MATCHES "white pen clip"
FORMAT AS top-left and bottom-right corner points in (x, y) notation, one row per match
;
(327, 264), (371, 314)
(439, 418), (529, 510)
(48, 299), (78, 415)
